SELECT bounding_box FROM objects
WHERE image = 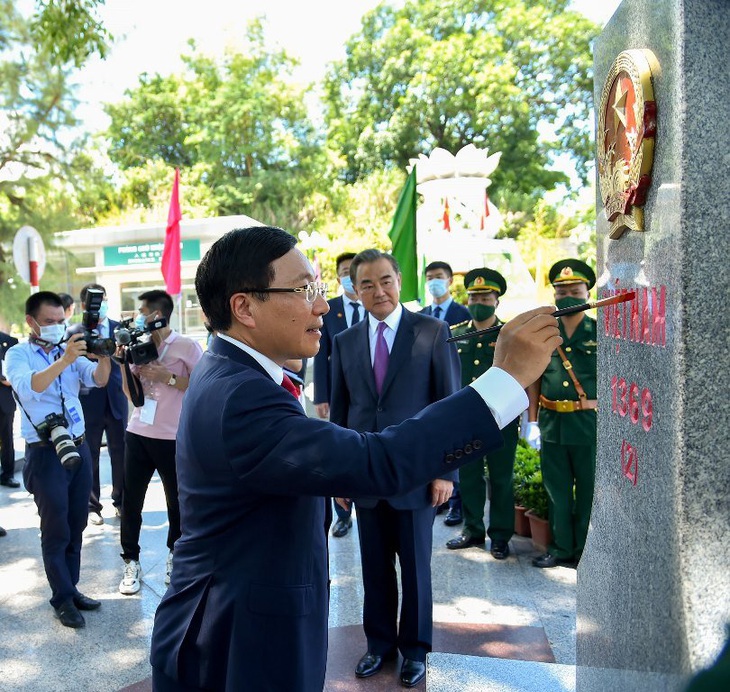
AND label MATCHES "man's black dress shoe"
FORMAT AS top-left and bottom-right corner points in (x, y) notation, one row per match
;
(446, 534), (485, 550)
(0, 478), (20, 488)
(532, 552), (576, 569)
(331, 518), (352, 538)
(0, 526), (6, 537)
(54, 600), (85, 628)
(490, 539), (510, 560)
(355, 651), (396, 678)
(400, 658), (426, 687)
(443, 508), (463, 526)
(73, 593), (101, 611)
